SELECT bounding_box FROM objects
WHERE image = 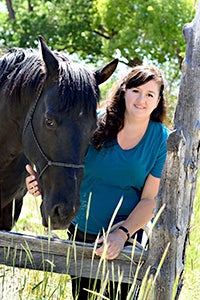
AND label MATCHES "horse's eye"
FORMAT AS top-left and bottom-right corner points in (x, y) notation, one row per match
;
(45, 118), (56, 128)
